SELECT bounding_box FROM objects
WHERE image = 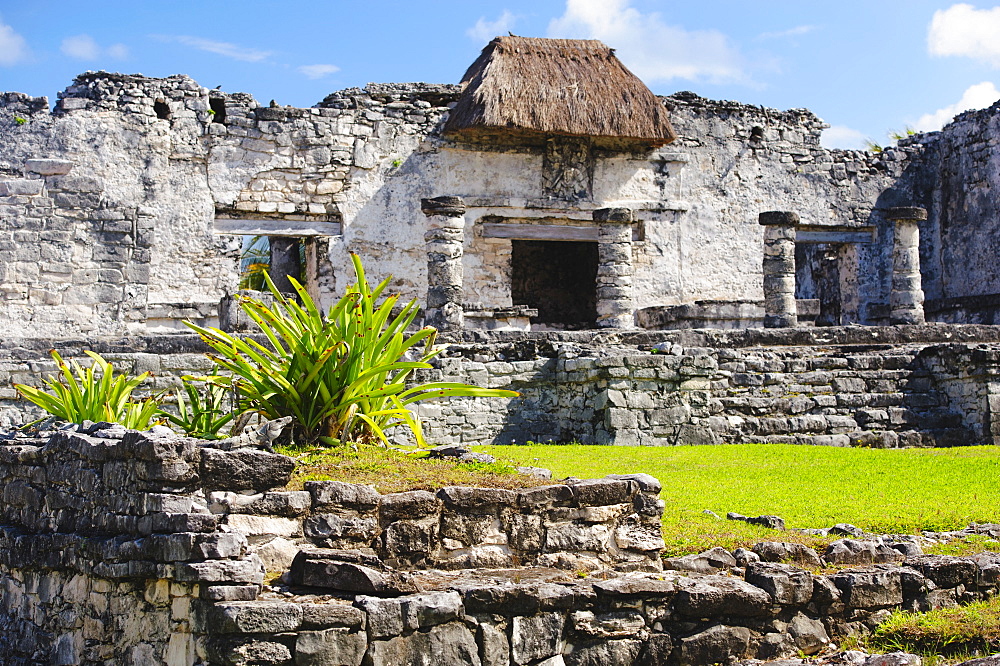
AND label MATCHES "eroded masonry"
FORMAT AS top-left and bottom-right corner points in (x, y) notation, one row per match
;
(3, 34), (1000, 665)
